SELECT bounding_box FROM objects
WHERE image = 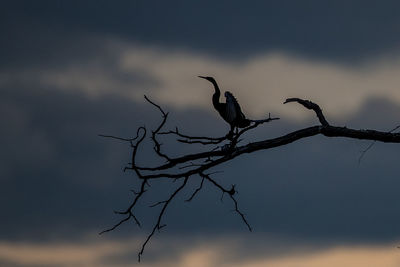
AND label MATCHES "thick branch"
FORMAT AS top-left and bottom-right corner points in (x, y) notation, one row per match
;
(127, 125), (400, 181)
